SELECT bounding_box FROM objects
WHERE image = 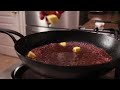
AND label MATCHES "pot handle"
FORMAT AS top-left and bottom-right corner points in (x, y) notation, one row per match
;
(0, 28), (24, 44)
